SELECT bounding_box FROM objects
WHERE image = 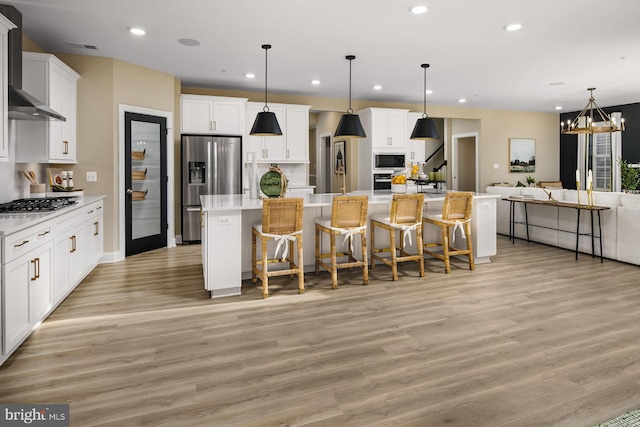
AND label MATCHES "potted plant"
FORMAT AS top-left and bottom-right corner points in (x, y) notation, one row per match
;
(526, 175), (536, 186)
(619, 159), (640, 193)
